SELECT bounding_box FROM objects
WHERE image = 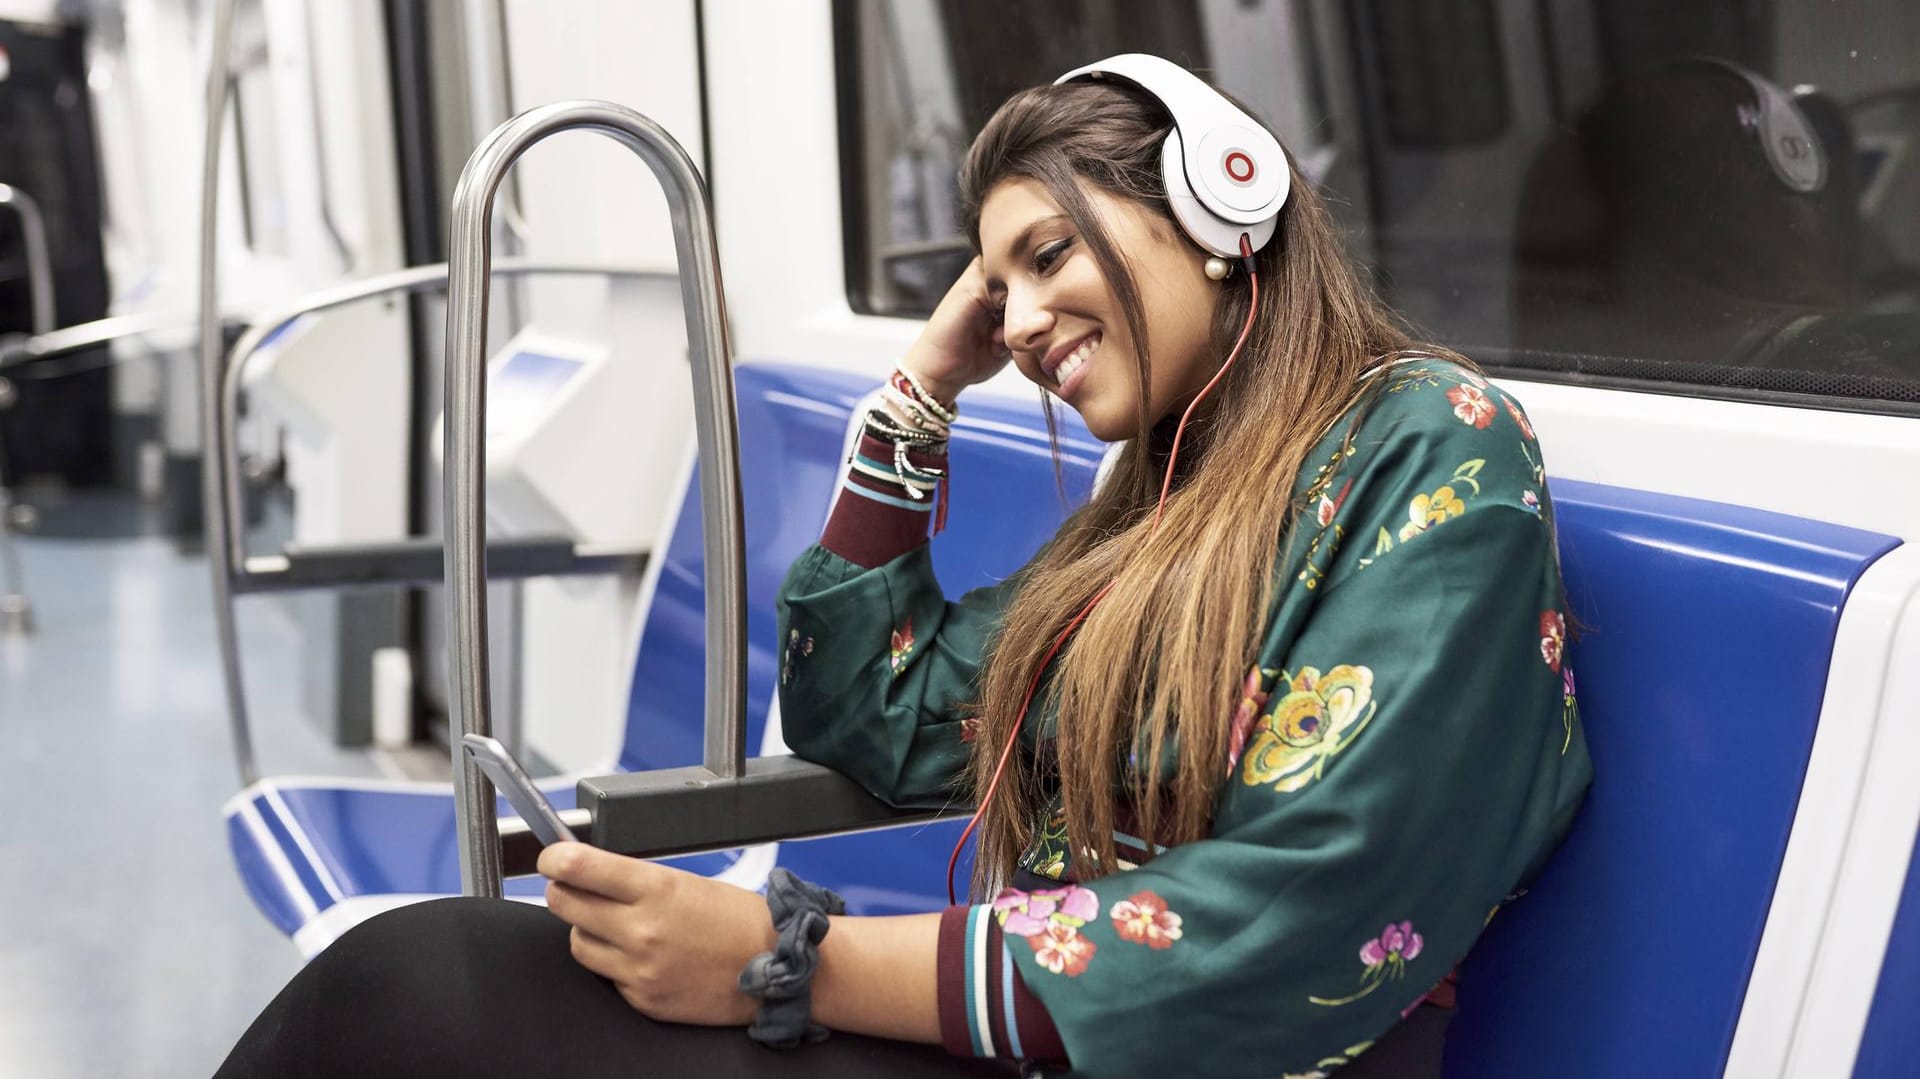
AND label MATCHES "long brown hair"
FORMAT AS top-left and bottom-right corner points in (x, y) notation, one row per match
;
(959, 78), (1441, 894)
